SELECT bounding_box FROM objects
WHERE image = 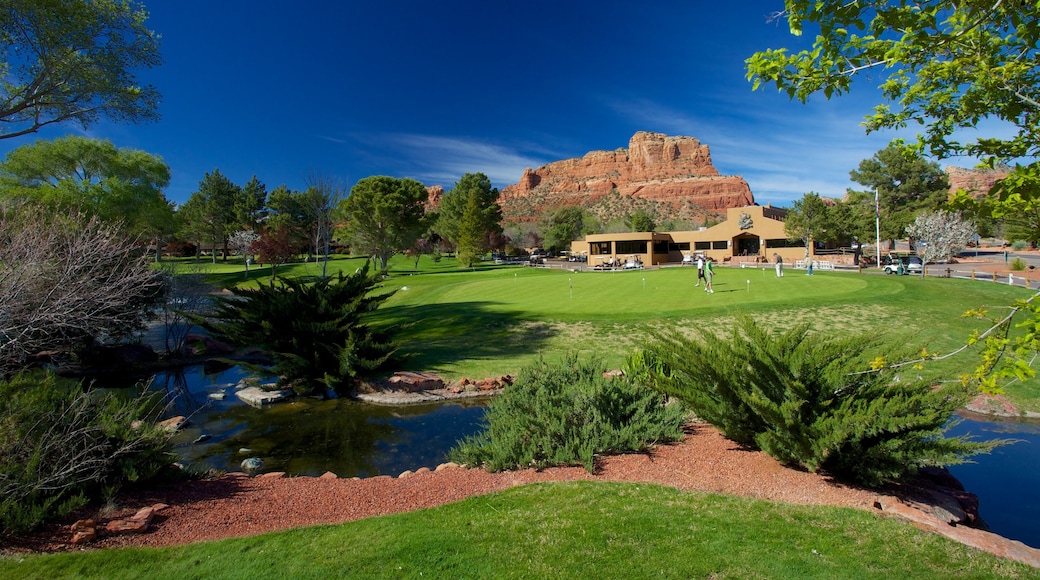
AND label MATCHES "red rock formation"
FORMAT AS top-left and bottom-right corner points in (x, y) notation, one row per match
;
(386, 371), (445, 393)
(102, 504), (167, 536)
(946, 166), (1007, 199)
(500, 132), (755, 221)
(425, 185), (444, 211)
